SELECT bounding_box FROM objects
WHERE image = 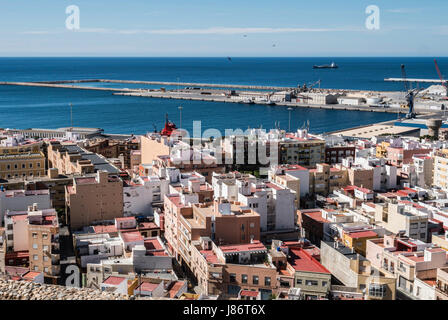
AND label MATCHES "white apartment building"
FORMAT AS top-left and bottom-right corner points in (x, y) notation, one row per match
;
(123, 175), (169, 217)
